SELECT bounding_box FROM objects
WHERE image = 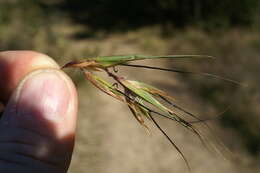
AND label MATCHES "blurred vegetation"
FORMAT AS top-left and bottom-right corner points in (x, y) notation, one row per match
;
(1, 0), (259, 49)
(164, 29), (260, 156)
(56, 0), (259, 31)
(0, 0), (260, 171)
